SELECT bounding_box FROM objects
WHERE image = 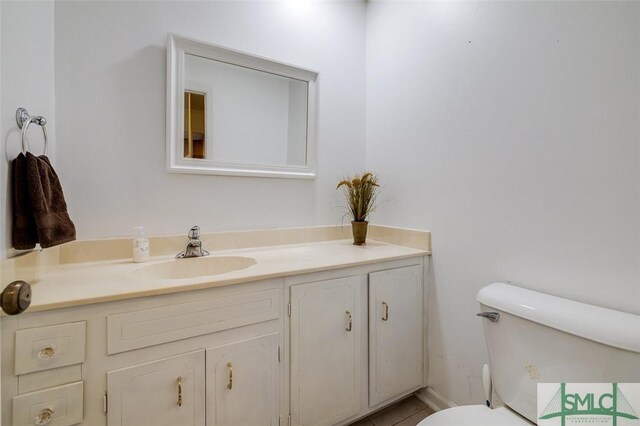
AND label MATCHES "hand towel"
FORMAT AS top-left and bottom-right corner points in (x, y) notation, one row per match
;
(11, 153), (38, 249)
(25, 152), (76, 248)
